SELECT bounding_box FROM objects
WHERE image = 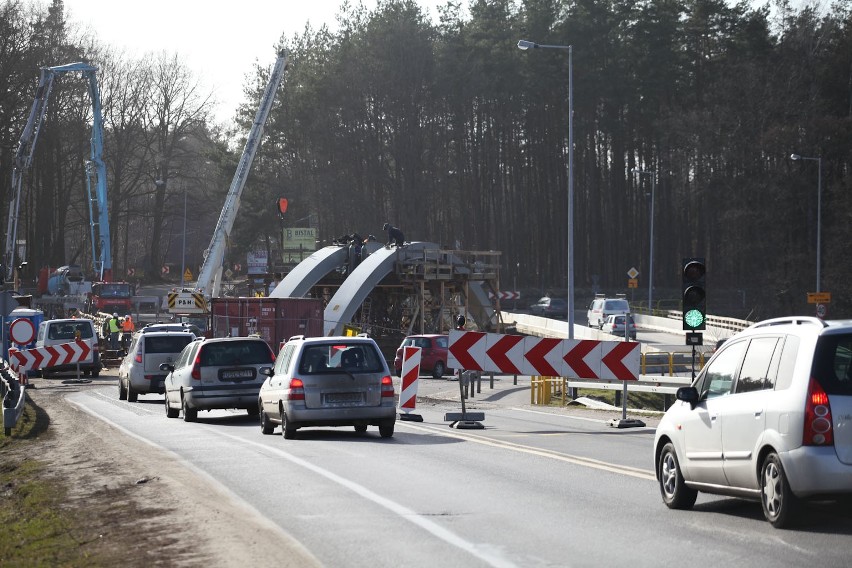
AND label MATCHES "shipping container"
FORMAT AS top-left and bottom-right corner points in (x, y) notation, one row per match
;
(210, 297), (324, 353)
